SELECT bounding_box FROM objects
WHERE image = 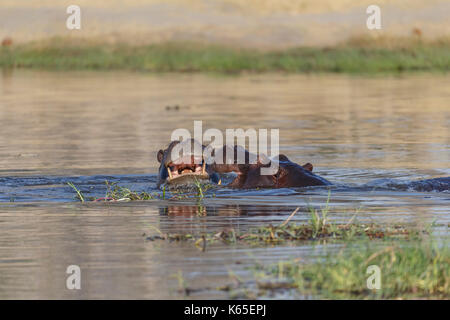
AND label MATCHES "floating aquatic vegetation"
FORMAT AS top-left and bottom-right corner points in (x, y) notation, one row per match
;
(68, 180), (216, 202)
(143, 207), (429, 246)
